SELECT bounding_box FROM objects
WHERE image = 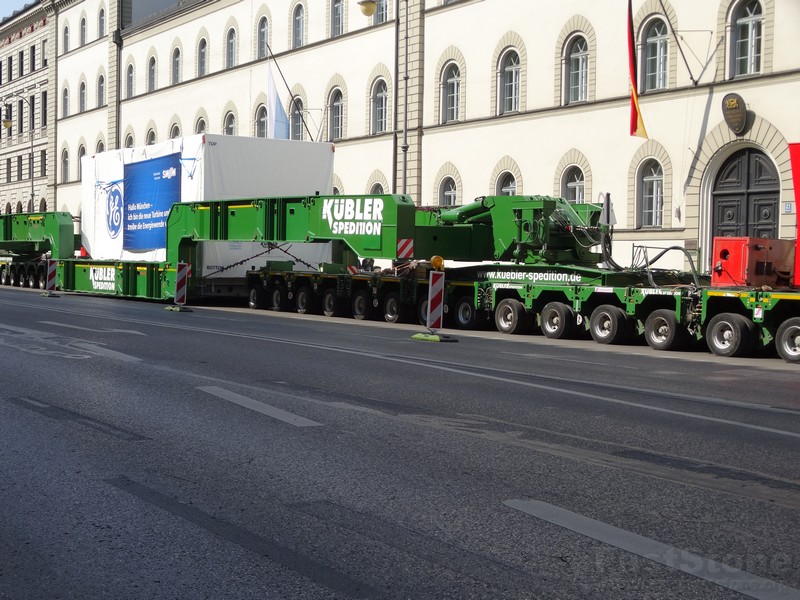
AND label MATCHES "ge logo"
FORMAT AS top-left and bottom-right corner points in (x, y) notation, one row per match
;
(106, 186), (123, 239)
